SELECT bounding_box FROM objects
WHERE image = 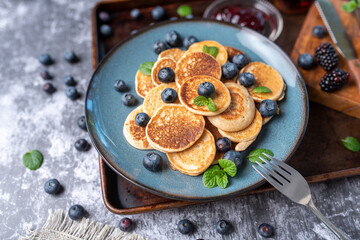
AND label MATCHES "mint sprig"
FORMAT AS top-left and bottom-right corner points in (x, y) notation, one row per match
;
(342, 136), (360, 152)
(247, 148), (273, 164)
(342, 0), (357, 12)
(23, 150), (43, 170)
(202, 159), (237, 189)
(202, 45), (218, 59)
(194, 96), (216, 112)
(139, 62), (154, 76)
(253, 86), (271, 94)
(177, 4), (192, 17)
